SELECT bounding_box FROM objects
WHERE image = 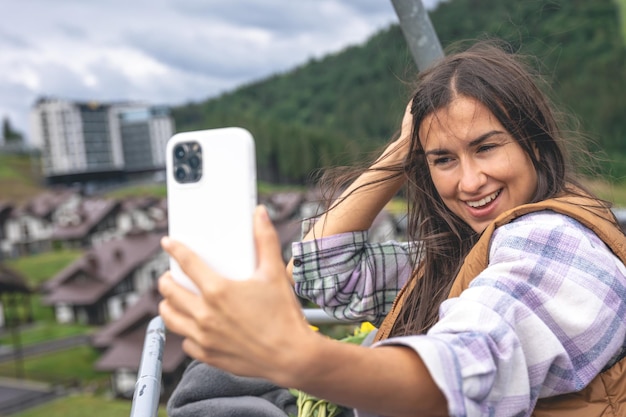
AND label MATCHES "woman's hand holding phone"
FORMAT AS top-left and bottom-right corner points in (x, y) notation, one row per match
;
(158, 206), (318, 382)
